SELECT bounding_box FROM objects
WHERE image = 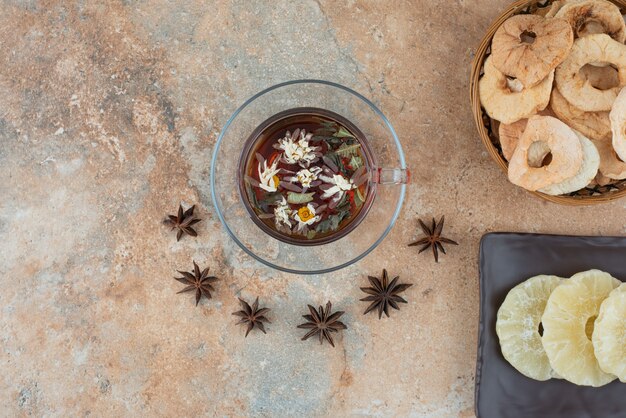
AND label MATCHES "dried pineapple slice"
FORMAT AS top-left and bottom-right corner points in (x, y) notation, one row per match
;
(542, 269), (620, 386)
(593, 283), (626, 382)
(496, 275), (562, 380)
